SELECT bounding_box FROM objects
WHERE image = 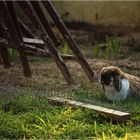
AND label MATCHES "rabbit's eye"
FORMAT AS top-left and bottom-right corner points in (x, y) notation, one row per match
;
(101, 75), (111, 85)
